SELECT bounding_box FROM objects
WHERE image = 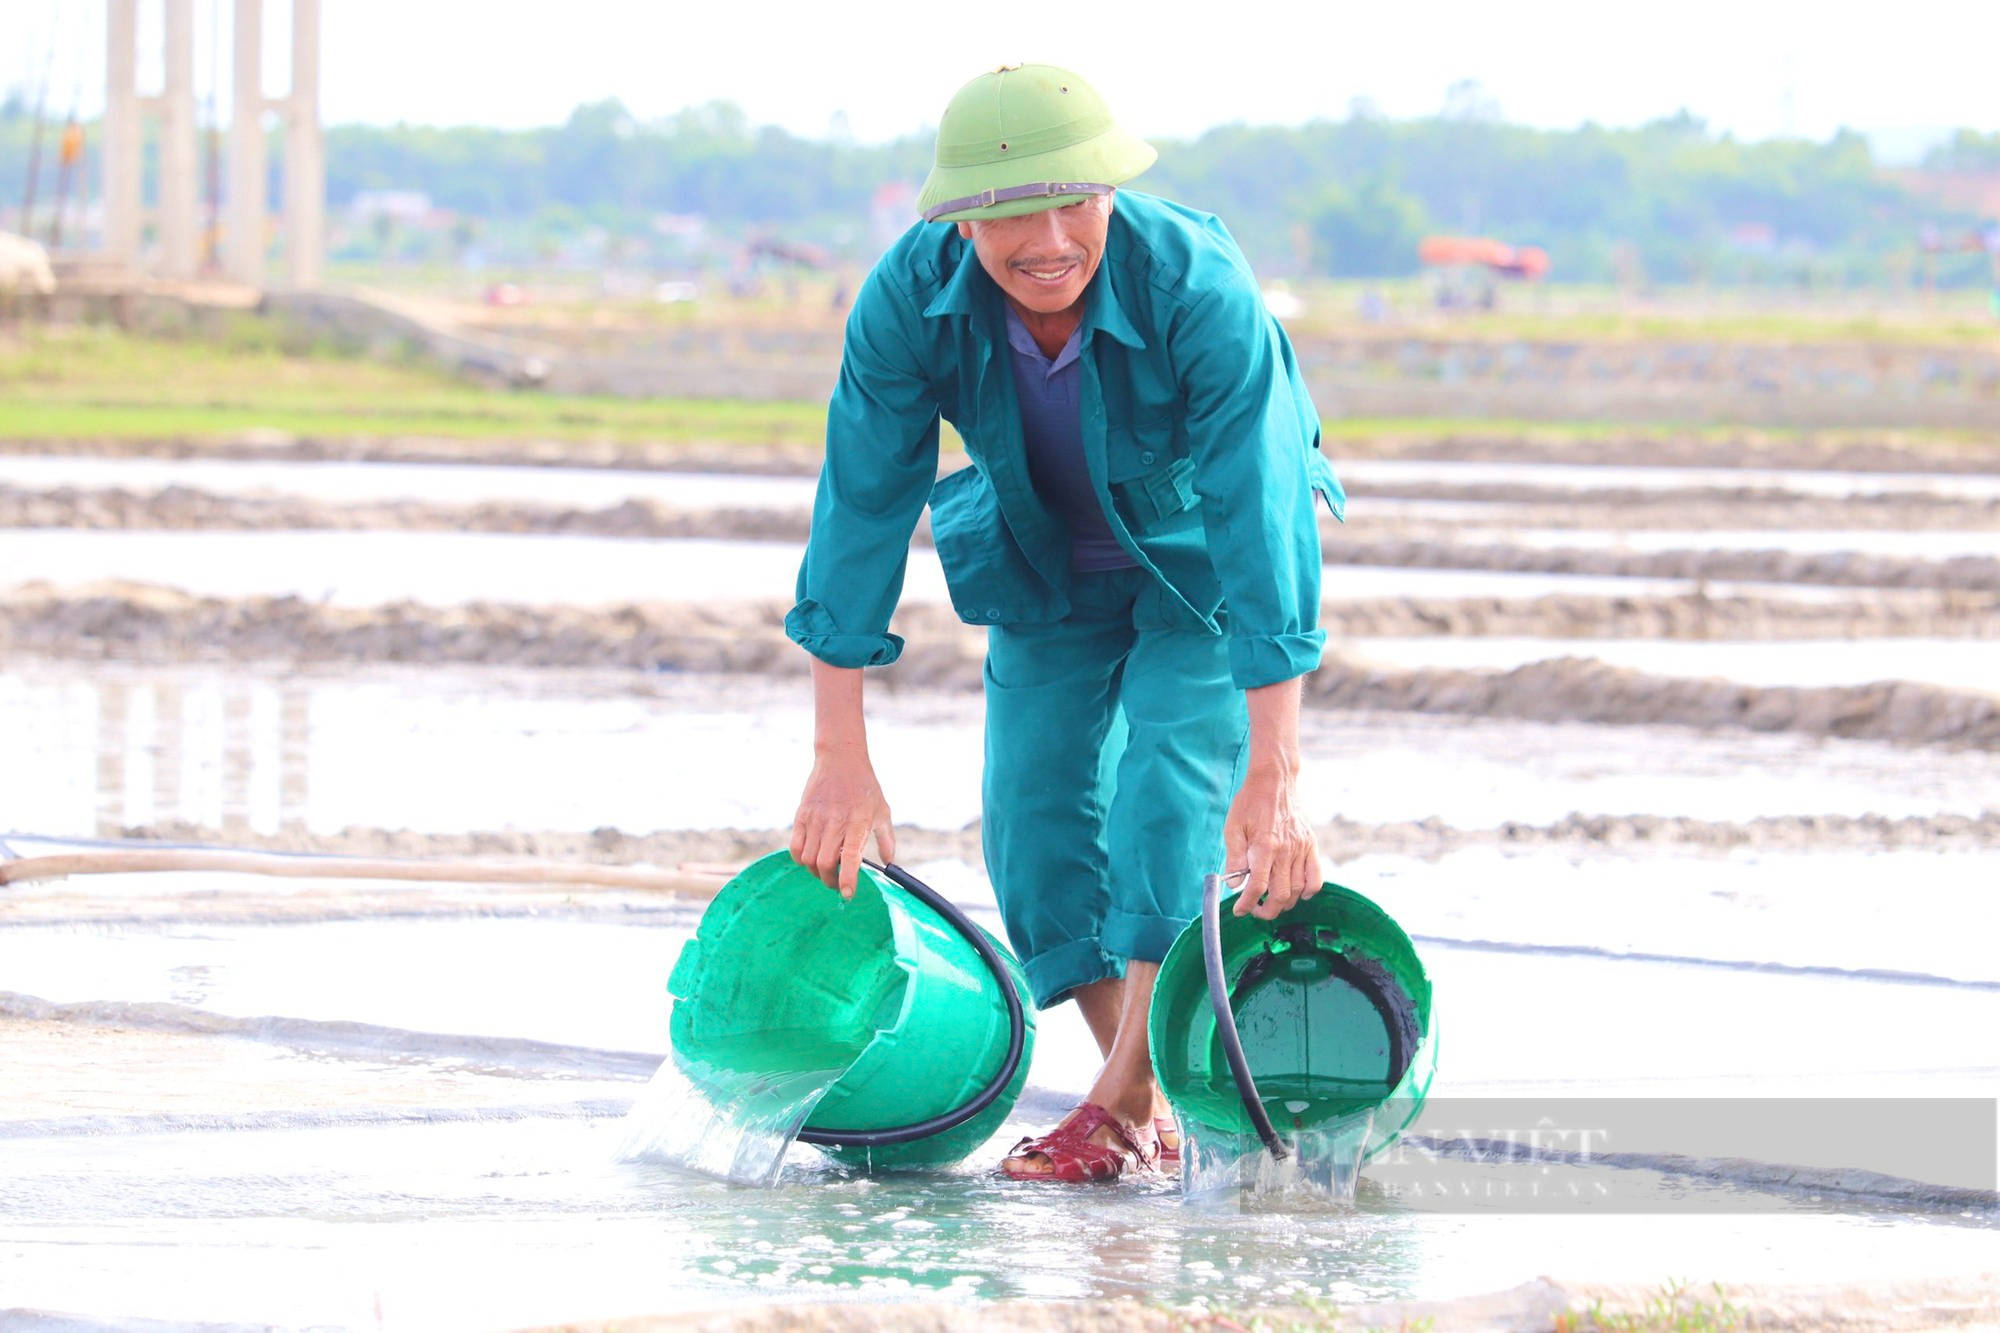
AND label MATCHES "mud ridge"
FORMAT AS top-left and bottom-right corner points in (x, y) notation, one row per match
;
(14, 484), (2000, 597)
(12, 481), (1997, 589)
(0, 484), (813, 542)
(6, 427), (1997, 475)
(12, 481), (2000, 539)
(6, 584), (1998, 675)
(81, 809), (2000, 865)
(6, 585), (1999, 745)
(0, 1099), (640, 1142)
(514, 1271), (2000, 1332)
(0, 990), (662, 1079)
(1333, 537), (2000, 592)
(1308, 652), (2000, 748)
(1360, 482), (2000, 530)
